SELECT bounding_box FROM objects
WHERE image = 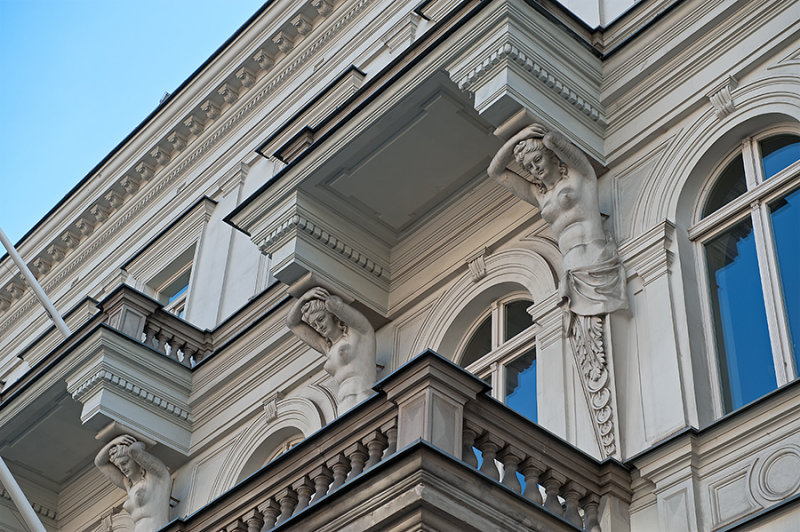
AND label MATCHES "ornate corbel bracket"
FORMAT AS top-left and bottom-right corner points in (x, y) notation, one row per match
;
(568, 312), (620, 459)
